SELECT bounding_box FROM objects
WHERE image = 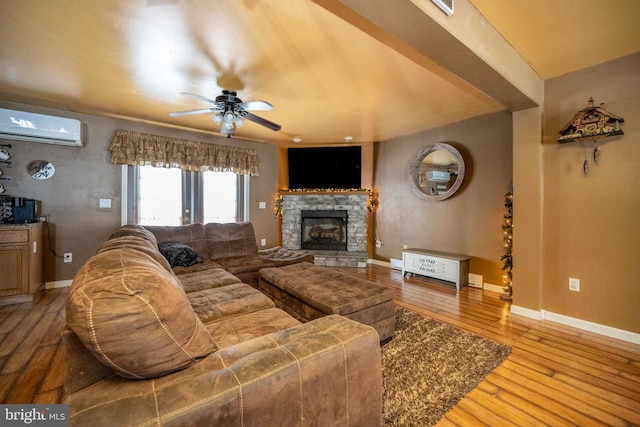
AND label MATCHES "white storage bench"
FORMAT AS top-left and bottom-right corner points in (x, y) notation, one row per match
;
(402, 248), (470, 291)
